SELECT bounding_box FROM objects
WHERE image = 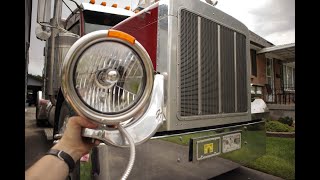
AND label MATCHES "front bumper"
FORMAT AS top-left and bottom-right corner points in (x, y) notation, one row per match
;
(83, 120), (266, 179)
